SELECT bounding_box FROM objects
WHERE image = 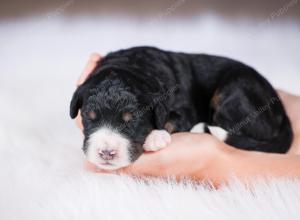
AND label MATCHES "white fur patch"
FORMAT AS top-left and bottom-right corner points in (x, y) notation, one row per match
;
(143, 130), (171, 151)
(190, 122), (206, 133)
(208, 126), (228, 141)
(86, 126), (131, 170)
